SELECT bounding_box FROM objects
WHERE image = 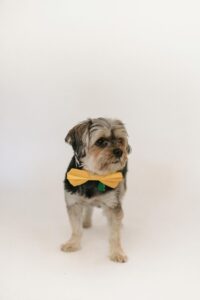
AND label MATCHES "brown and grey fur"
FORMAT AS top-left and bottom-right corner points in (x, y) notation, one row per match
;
(61, 118), (131, 263)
